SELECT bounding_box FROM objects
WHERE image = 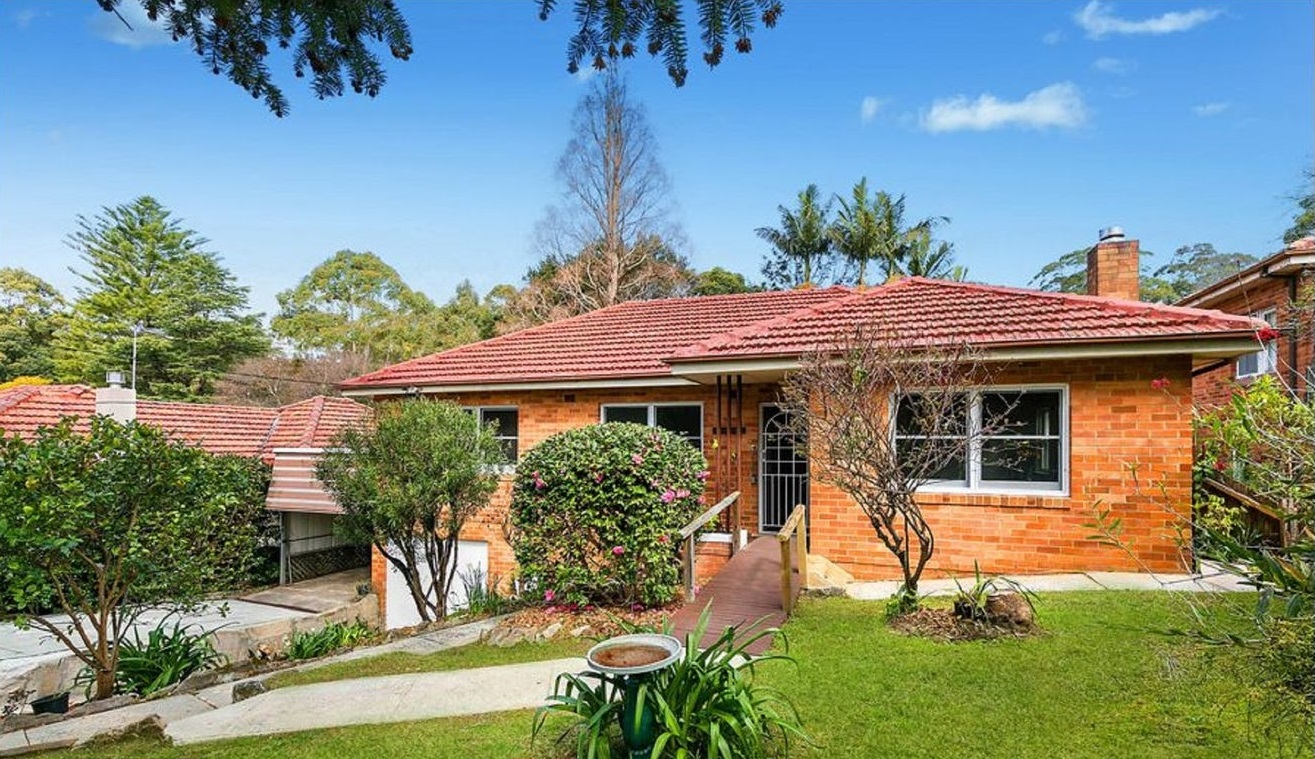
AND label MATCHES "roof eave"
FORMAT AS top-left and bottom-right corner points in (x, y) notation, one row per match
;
(340, 375), (700, 397)
(665, 334), (1264, 381)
